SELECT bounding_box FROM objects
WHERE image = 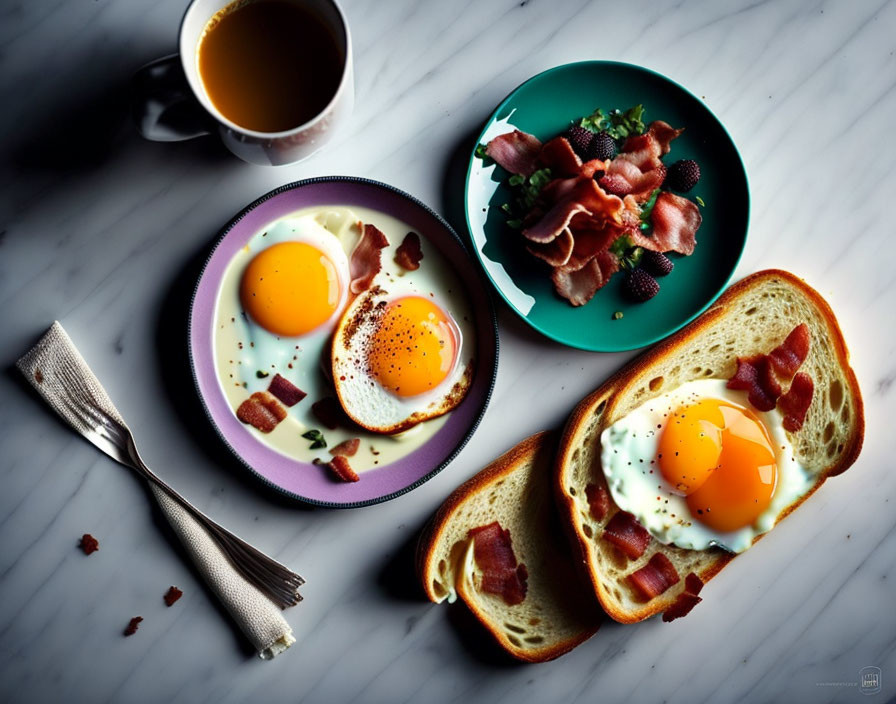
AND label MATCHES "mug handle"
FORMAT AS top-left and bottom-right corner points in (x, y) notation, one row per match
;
(131, 54), (212, 141)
